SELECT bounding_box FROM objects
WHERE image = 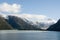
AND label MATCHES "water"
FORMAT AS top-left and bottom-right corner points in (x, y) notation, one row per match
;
(0, 30), (60, 40)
